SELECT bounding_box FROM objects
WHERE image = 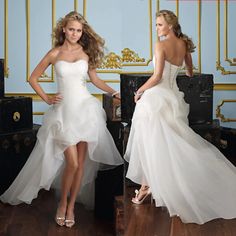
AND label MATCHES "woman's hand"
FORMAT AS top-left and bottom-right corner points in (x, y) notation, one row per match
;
(134, 91), (143, 103)
(112, 91), (121, 100)
(47, 93), (63, 105)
